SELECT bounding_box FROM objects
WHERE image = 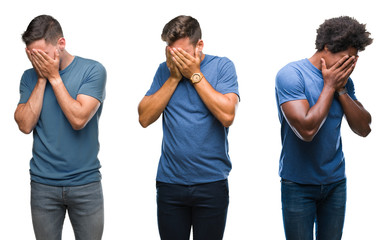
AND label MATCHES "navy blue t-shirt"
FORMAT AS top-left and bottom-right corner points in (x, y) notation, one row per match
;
(147, 54), (239, 185)
(275, 59), (356, 185)
(19, 56), (106, 186)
